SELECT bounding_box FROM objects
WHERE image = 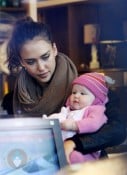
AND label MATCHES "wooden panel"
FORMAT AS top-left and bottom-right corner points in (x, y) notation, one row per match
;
(37, 0), (87, 8)
(39, 6), (69, 55)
